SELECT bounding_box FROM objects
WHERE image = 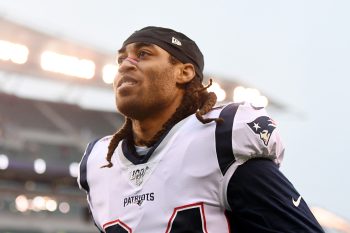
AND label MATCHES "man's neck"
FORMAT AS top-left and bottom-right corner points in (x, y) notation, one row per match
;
(131, 101), (182, 146)
(132, 120), (162, 146)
